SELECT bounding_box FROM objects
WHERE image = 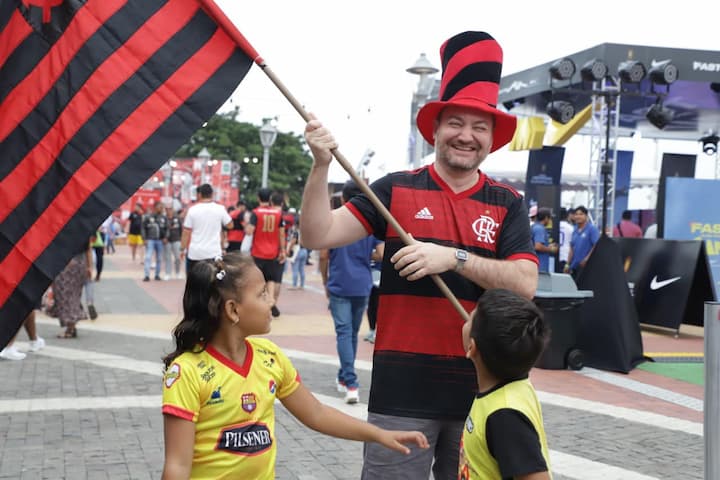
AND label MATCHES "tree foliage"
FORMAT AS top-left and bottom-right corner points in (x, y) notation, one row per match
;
(174, 108), (312, 208)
